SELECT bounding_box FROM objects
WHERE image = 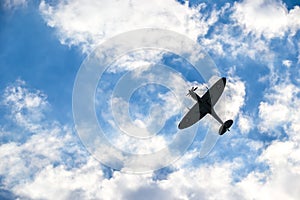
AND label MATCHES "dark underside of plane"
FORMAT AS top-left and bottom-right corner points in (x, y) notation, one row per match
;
(178, 77), (233, 135)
